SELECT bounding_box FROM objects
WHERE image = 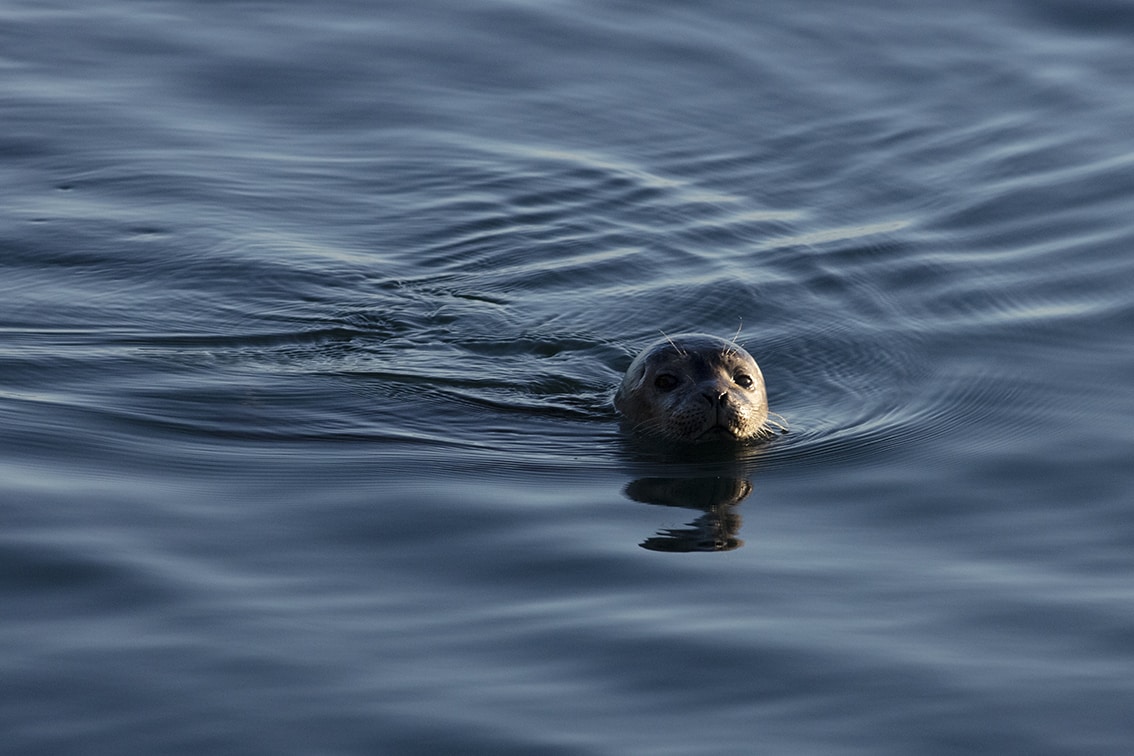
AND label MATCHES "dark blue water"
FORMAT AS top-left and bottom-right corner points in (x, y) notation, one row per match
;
(4, 0), (1134, 753)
